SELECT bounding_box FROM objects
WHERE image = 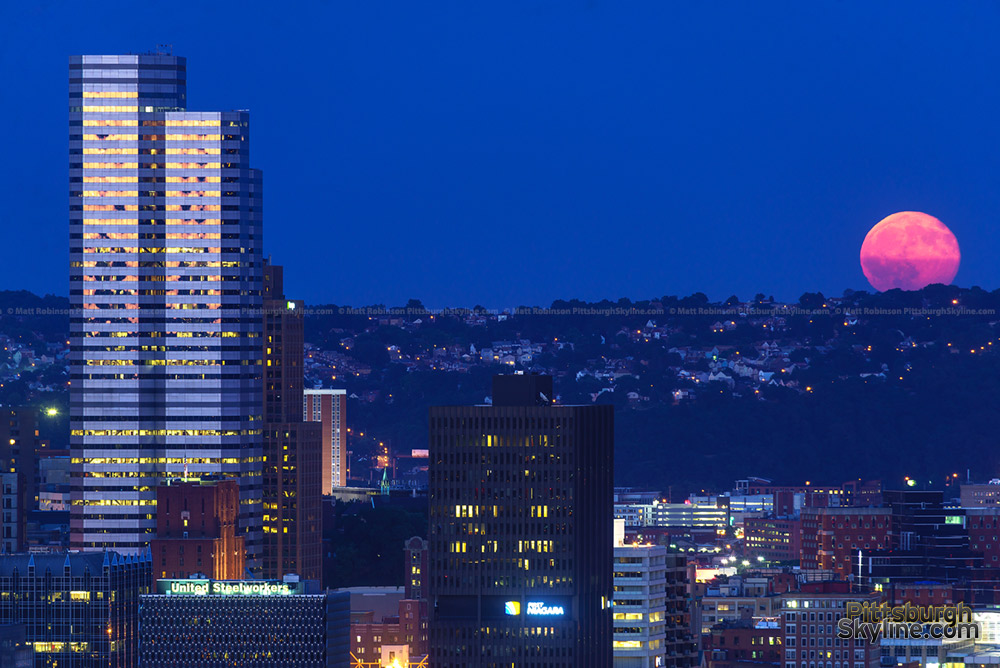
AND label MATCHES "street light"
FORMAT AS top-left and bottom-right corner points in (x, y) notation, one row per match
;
(45, 408), (58, 417)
